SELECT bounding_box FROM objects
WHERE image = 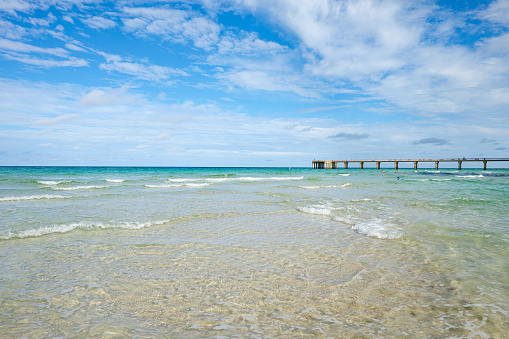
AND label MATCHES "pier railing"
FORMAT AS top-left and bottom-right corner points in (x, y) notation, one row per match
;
(312, 158), (509, 170)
